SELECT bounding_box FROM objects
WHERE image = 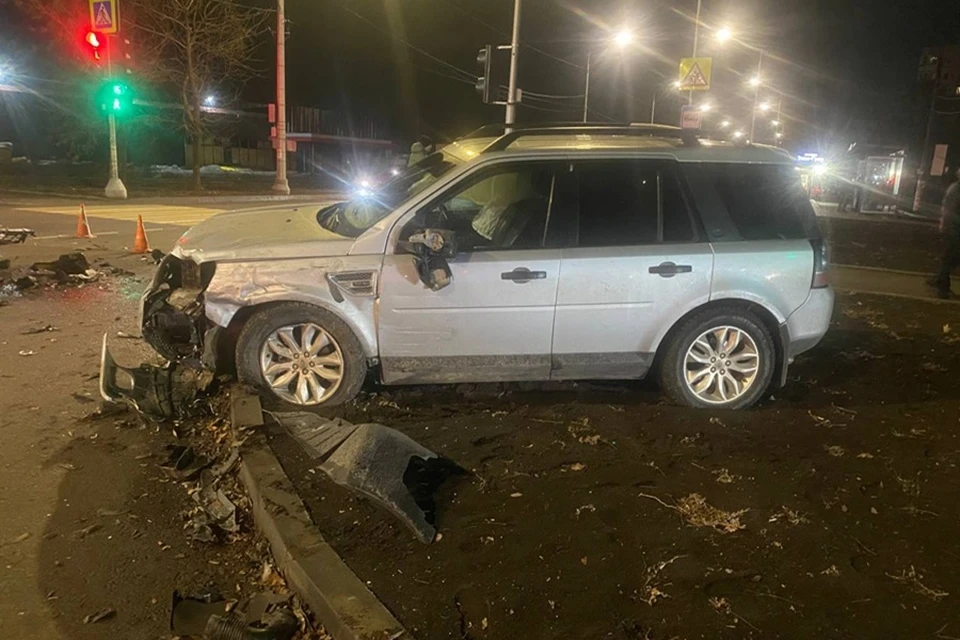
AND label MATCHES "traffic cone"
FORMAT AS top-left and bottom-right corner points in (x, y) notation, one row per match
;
(132, 215), (150, 254)
(76, 205), (95, 238)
